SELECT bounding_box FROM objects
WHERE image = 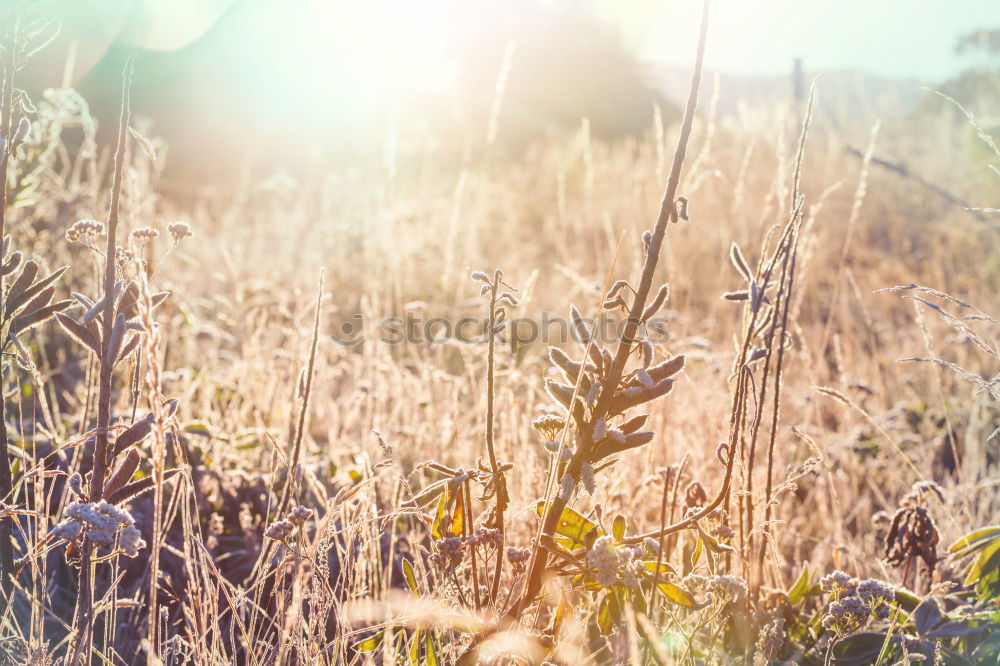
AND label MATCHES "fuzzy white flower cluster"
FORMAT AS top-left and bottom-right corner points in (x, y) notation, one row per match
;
(709, 574), (748, 604)
(587, 536), (622, 587)
(681, 573), (749, 606)
(819, 572), (895, 636)
(586, 536), (646, 588)
(51, 501), (145, 557)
